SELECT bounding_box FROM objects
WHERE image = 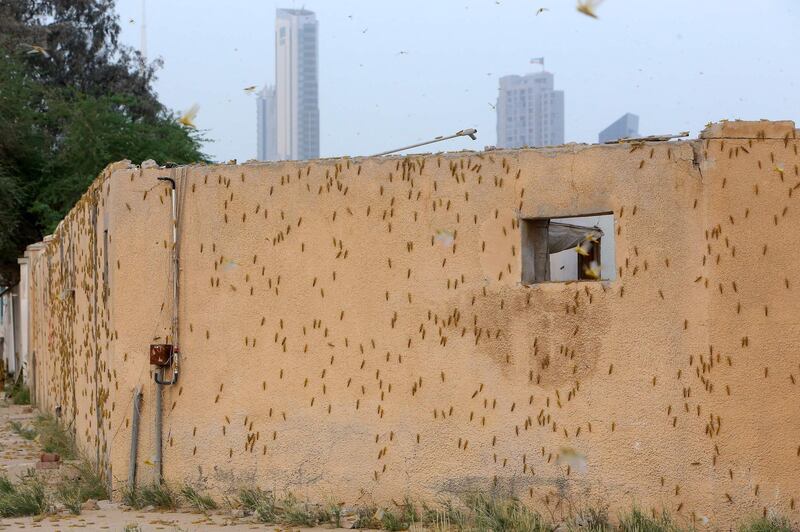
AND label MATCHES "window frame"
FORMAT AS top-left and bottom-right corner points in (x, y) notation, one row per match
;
(520, 212), (612, 285)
